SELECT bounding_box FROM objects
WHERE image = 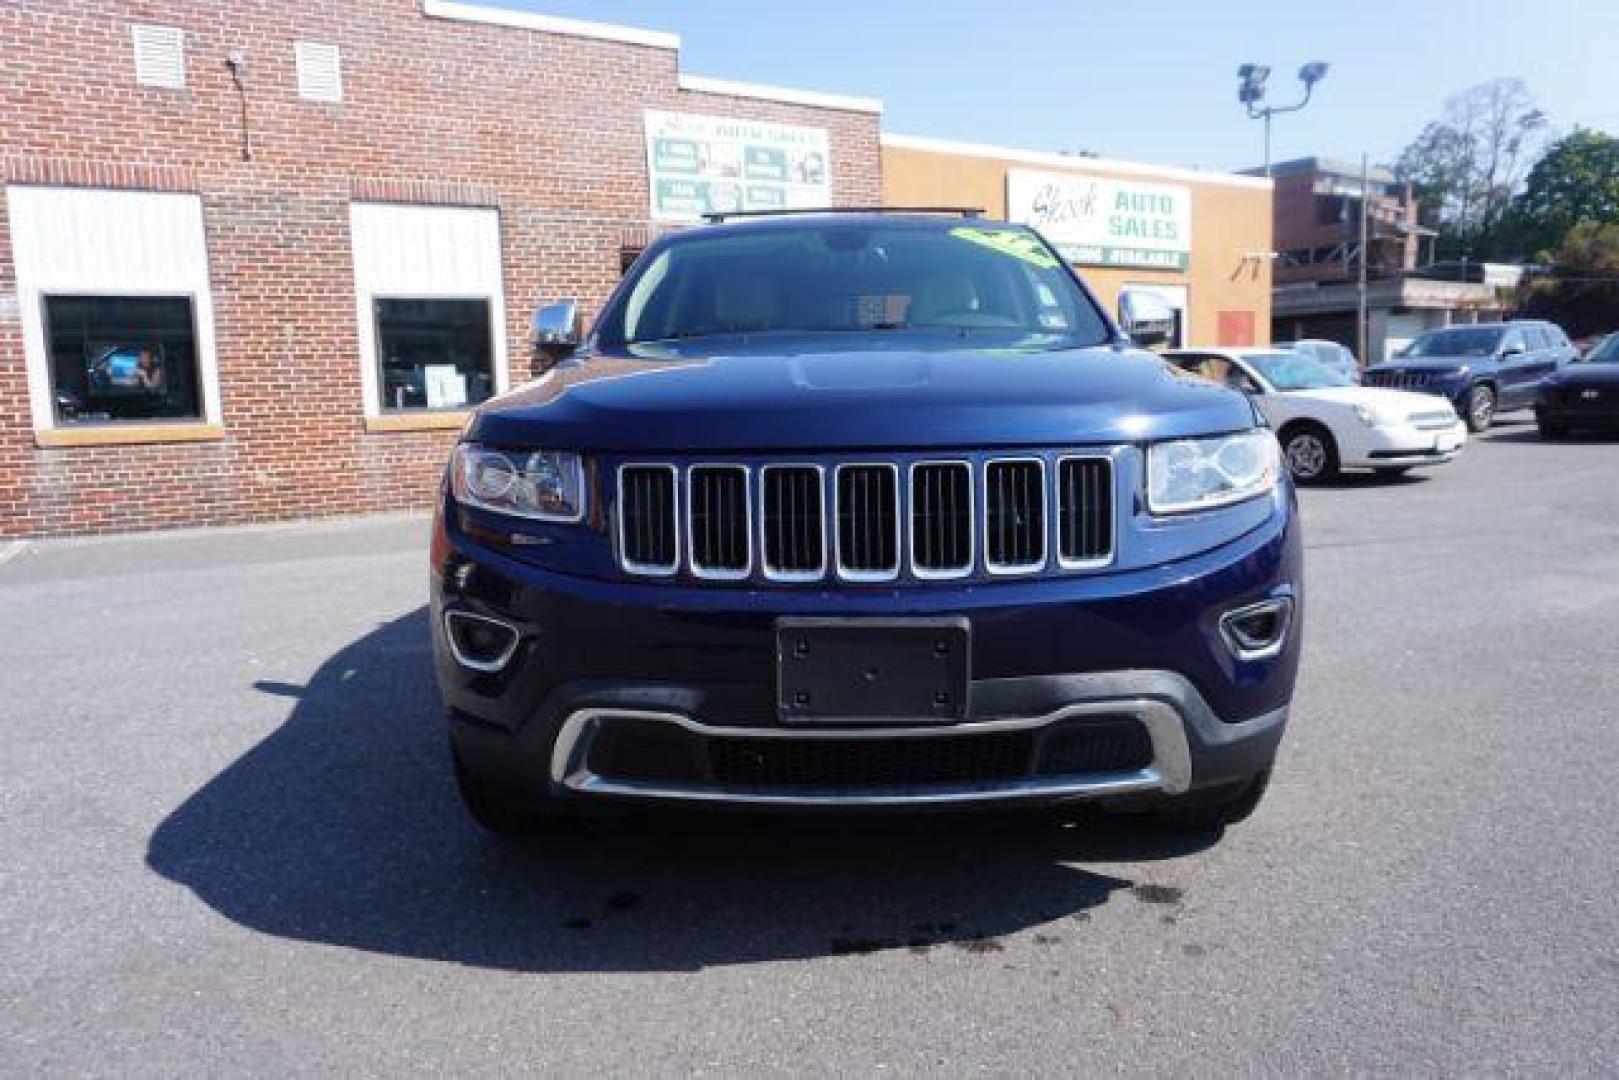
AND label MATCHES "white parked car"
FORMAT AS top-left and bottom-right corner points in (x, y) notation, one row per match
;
(1164, 348), (1468, 482)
